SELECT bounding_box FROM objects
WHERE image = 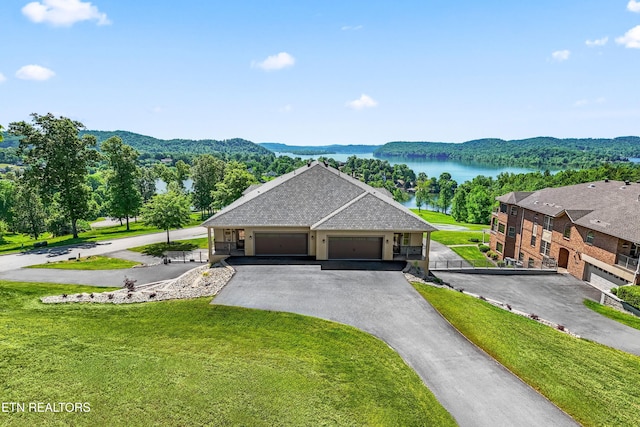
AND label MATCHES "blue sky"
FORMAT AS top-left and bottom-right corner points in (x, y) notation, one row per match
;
(1, 1), (639, 145)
